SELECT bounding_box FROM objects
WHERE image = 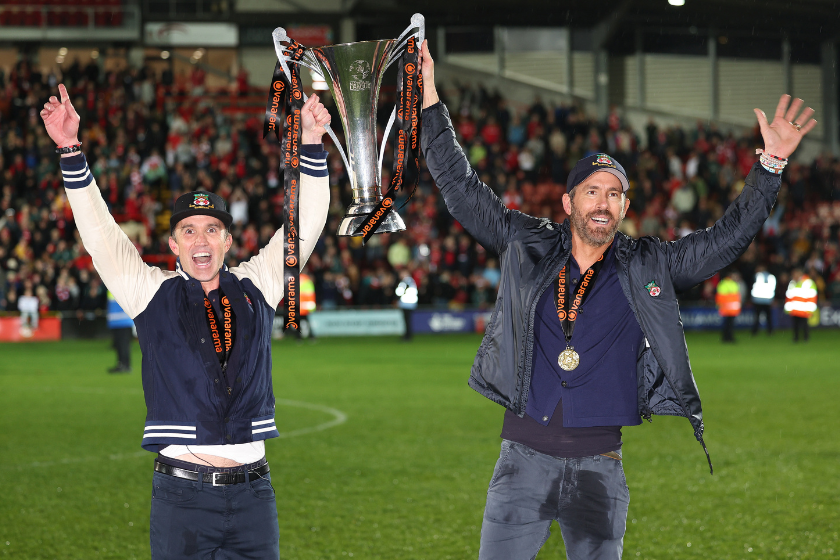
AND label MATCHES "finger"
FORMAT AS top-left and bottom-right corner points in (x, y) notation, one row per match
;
(754, 108), (770, 135)
(774, 94), (790, 119)
(784, 98), (804, 123)
(49, 96), (59, 105)
(302, 94), (316, 110)
(799, 118), (818, 136)
(794, 106), (815, 125)
(58, 84), (69, 104)
(421, 39), (432, 62)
